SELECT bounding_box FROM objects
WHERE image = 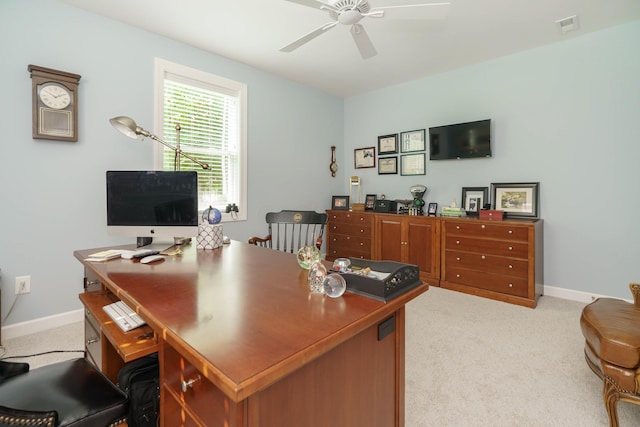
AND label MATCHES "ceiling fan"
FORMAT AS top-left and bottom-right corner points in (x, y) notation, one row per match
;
(280, 0), (451, 59)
